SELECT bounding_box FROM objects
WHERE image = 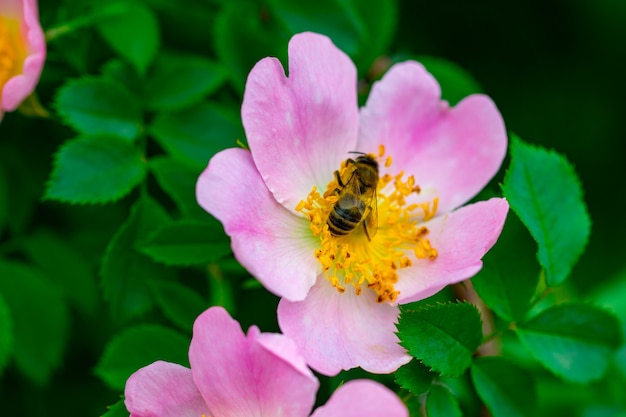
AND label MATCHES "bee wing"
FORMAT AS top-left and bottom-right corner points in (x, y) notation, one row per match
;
(364, 187), (378, 239)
